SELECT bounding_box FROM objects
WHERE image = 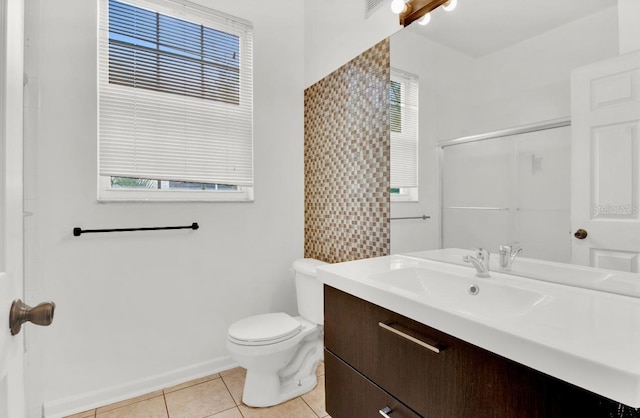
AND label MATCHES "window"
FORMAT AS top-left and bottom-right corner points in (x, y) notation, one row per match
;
(390, 69), (419, 202)
(98, 0), (254, 201)
(390, 80), (402, 134)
